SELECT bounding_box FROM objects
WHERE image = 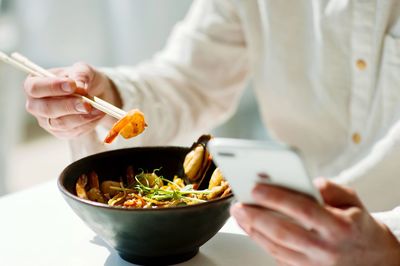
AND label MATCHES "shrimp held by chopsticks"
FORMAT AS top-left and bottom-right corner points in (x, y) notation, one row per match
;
(104, 109), (147, 144)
